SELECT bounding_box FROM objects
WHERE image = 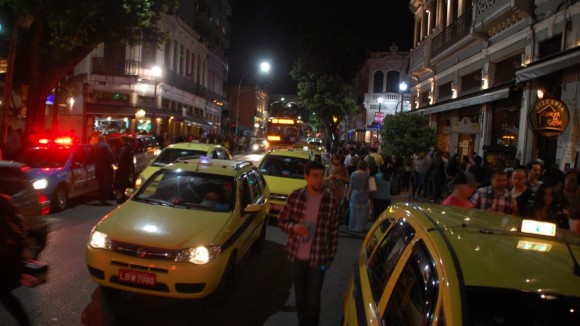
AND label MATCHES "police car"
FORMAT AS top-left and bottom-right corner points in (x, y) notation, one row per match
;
(342, 202), (580, 325)
(20, 137), (99, 212)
